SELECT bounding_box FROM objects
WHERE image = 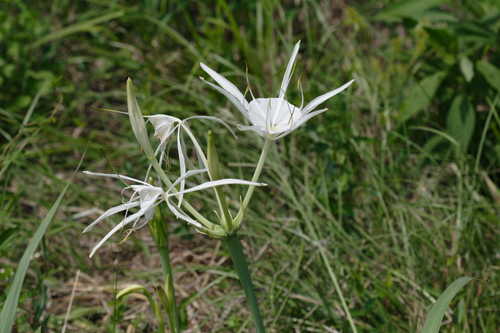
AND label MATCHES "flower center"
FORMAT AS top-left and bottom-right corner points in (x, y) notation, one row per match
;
(248, 98), (301, 134)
